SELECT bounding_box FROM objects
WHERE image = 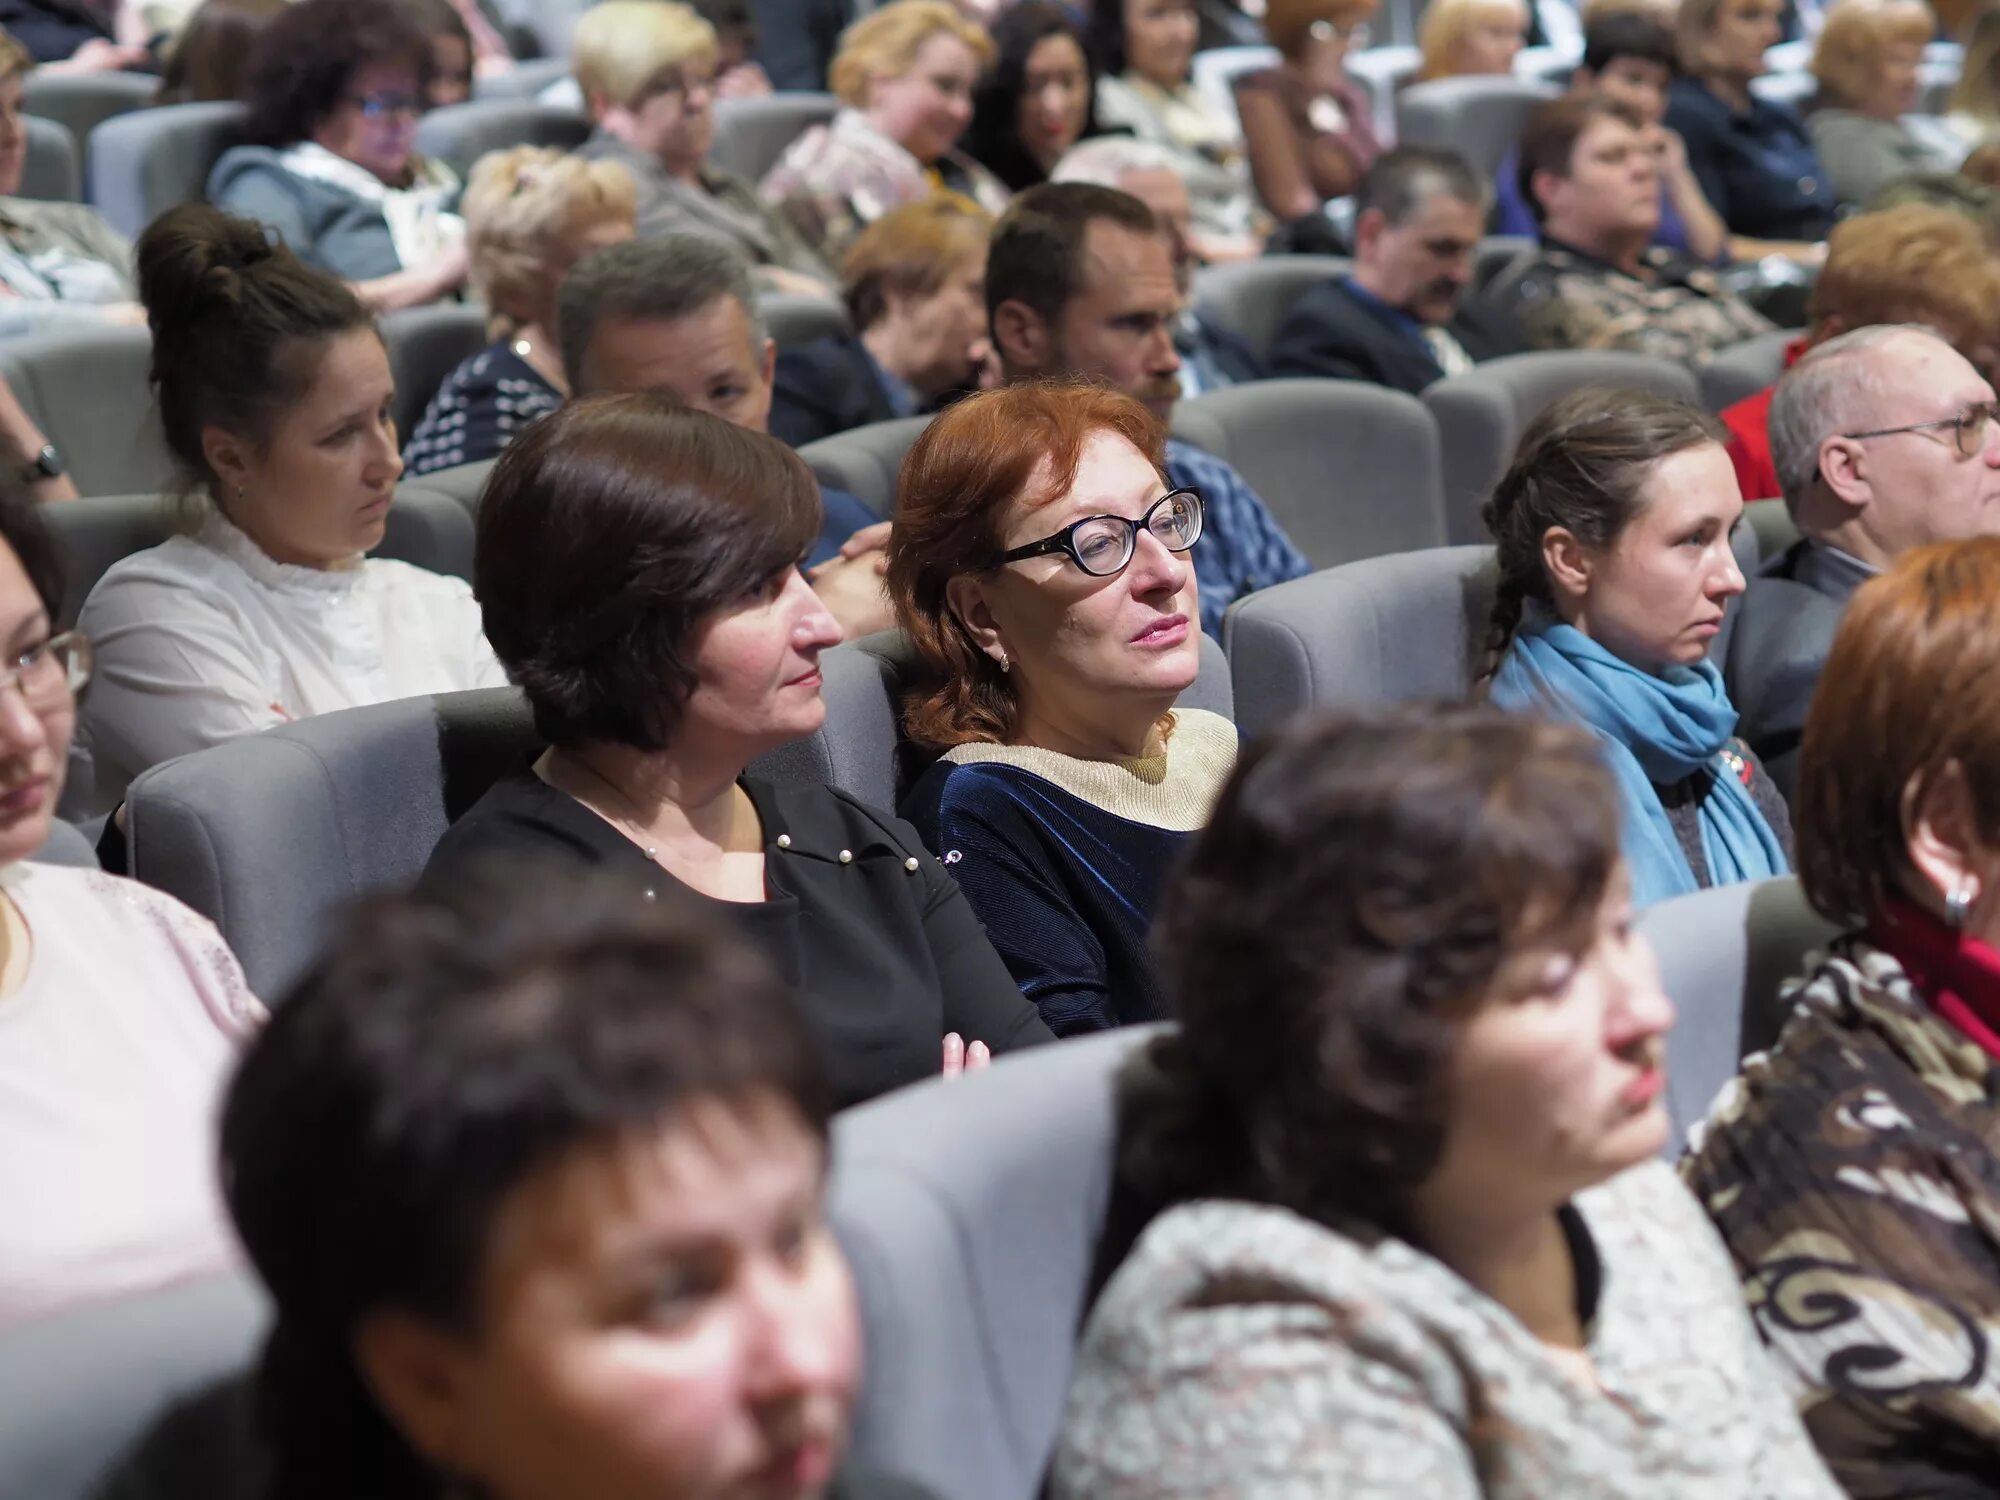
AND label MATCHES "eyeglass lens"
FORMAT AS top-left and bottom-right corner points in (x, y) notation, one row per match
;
(1072, 493), (1202, 577)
